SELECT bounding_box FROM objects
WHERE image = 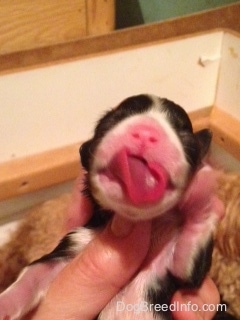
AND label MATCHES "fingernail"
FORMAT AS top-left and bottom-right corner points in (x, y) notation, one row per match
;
(111, 215), (134, 237)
